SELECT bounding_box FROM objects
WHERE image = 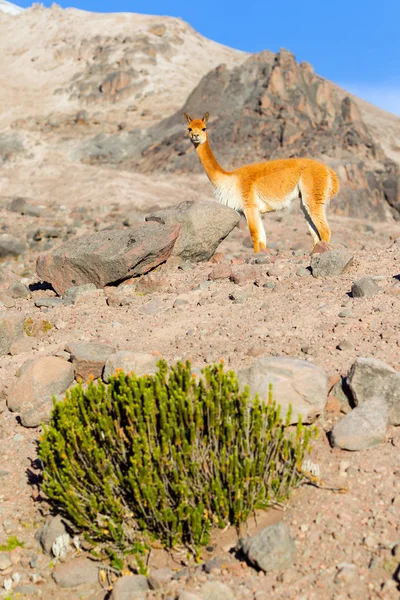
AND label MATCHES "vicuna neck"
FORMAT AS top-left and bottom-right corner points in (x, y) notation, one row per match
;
(196, 137), (228, 185)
